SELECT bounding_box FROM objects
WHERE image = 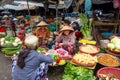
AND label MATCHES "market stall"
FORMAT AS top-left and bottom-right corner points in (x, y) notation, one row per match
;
(0, 0), (120, 80)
